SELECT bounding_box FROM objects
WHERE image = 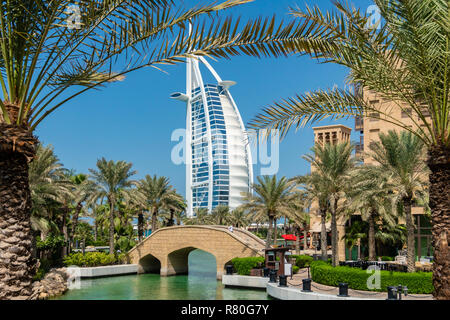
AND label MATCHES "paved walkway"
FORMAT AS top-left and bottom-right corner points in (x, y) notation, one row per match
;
(286, 268), (433, 300)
